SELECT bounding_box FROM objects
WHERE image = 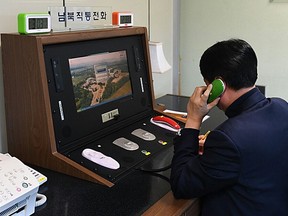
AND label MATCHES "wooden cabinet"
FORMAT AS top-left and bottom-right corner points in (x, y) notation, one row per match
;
(1, 27), (155, 187)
